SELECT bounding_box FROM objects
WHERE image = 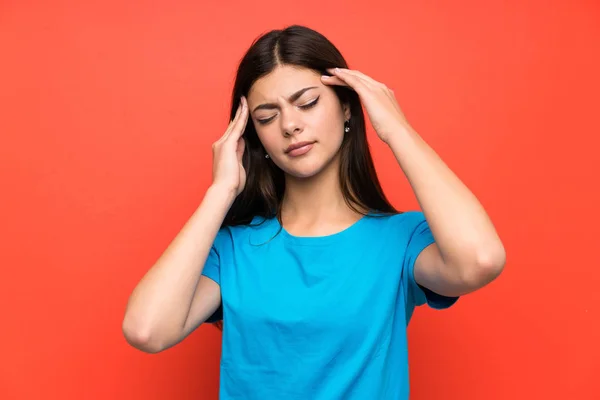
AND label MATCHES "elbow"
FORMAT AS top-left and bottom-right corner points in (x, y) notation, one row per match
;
(122, 314), (168, 354)
(479, 241), (506, 277)
(470, 244), (506, 286)
(458, 243), (506, 292)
